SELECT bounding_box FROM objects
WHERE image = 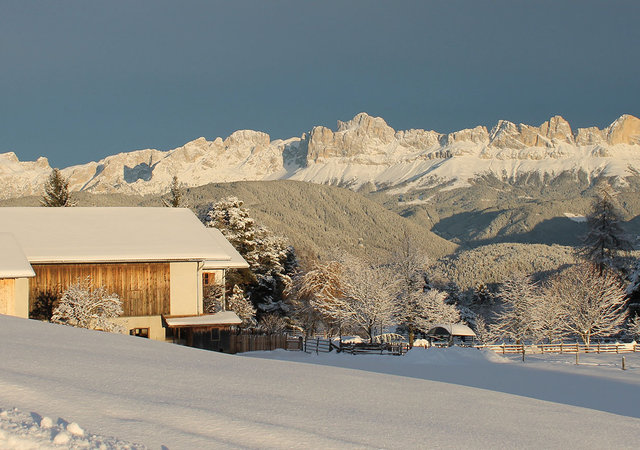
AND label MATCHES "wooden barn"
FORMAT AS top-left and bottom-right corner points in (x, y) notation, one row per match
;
(0, 207), (248, 342)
